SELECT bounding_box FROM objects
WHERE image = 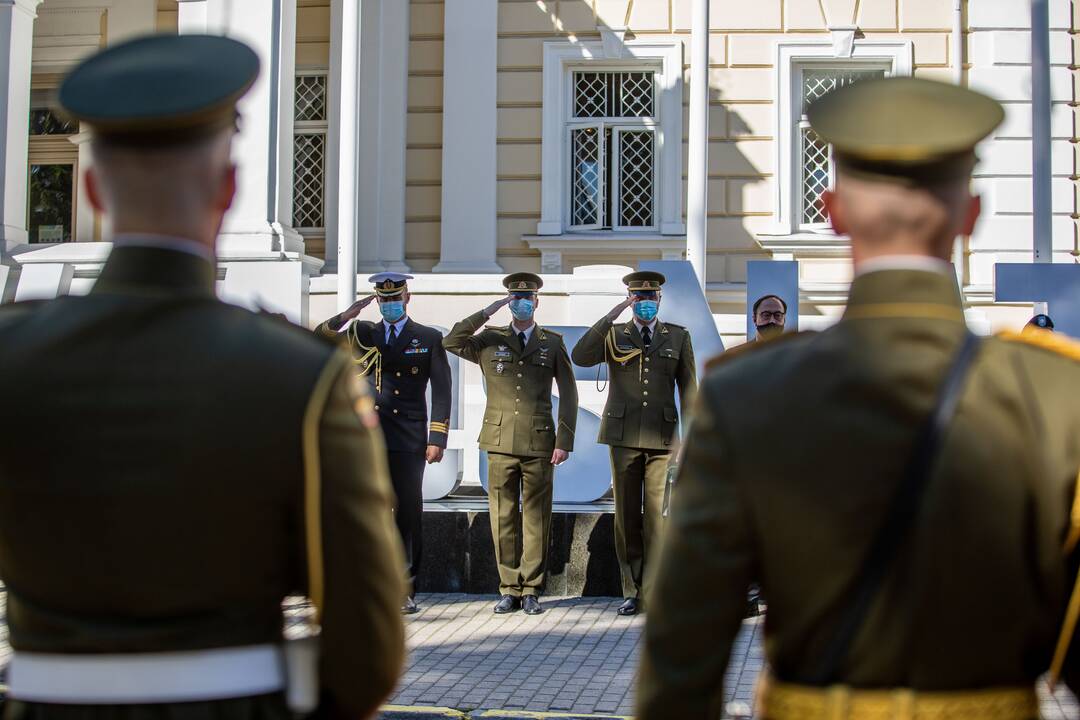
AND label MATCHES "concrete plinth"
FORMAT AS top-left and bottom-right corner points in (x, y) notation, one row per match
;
(417, 511), (621, 597)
